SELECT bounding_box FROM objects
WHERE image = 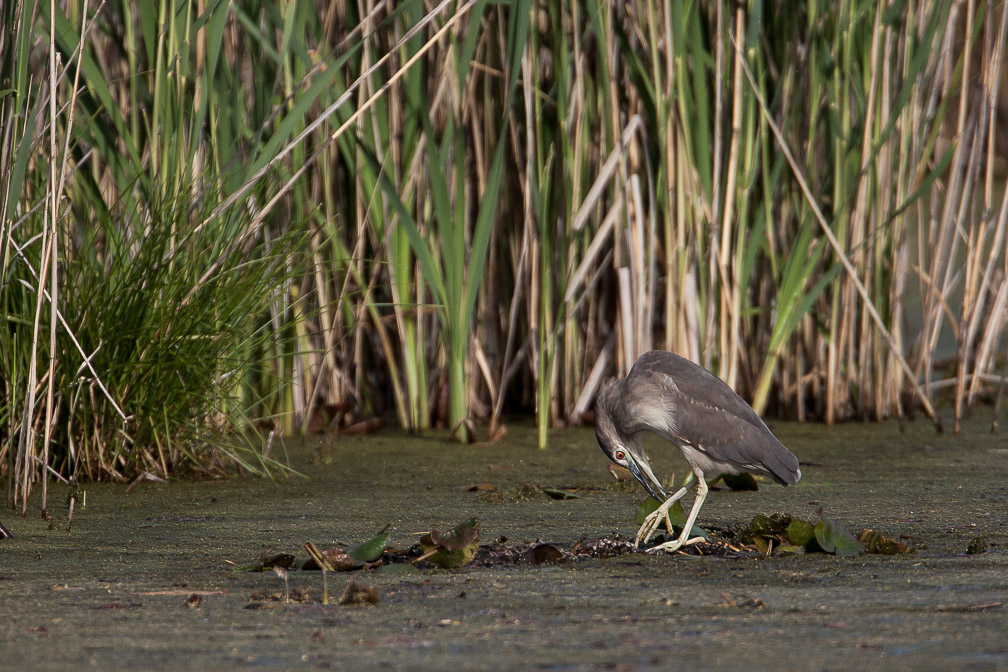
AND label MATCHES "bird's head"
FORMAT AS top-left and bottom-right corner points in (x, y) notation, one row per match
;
(595, 378), (668, 502)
